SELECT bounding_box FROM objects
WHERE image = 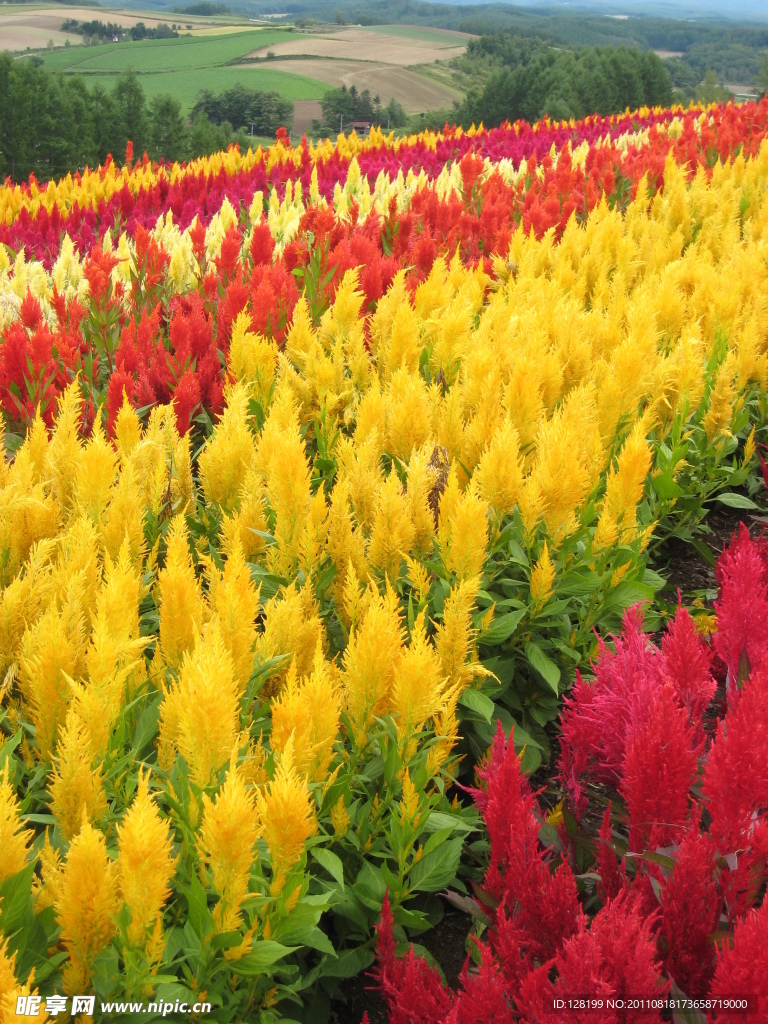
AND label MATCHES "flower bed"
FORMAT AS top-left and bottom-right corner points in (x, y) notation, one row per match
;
(0, 102), (767, 1021)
